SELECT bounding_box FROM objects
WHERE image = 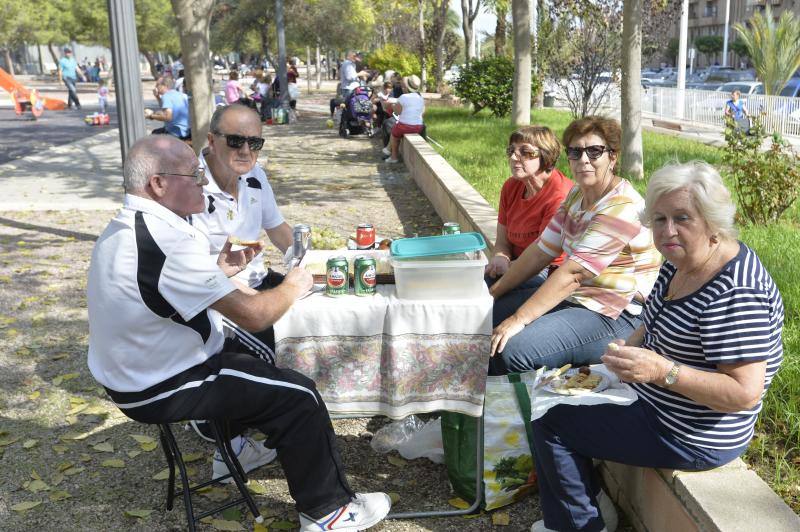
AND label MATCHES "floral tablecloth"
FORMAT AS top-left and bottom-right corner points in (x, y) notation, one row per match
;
(274, 284), (493, 419)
